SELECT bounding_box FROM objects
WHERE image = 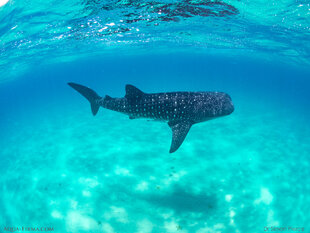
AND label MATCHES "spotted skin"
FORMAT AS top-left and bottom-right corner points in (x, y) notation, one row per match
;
(68, 83), (234, 153)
